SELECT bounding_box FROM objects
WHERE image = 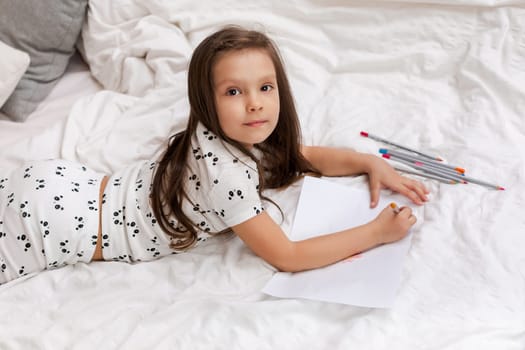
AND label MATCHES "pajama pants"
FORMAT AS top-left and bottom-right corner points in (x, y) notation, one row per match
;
(0, 160), (105, 284)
